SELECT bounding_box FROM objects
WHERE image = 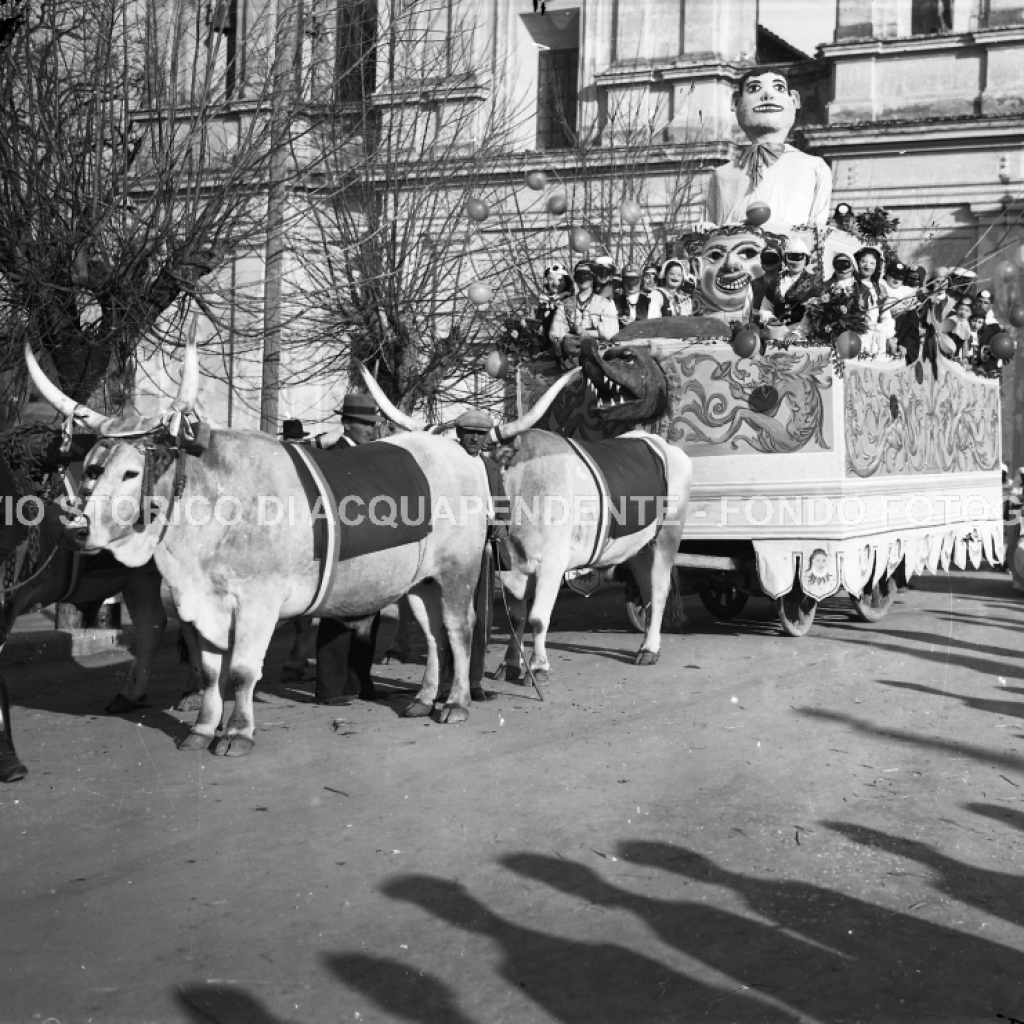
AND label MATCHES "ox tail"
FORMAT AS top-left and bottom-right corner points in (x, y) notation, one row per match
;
(356, 363), (425, 432)
(489, 367), (580, 445)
